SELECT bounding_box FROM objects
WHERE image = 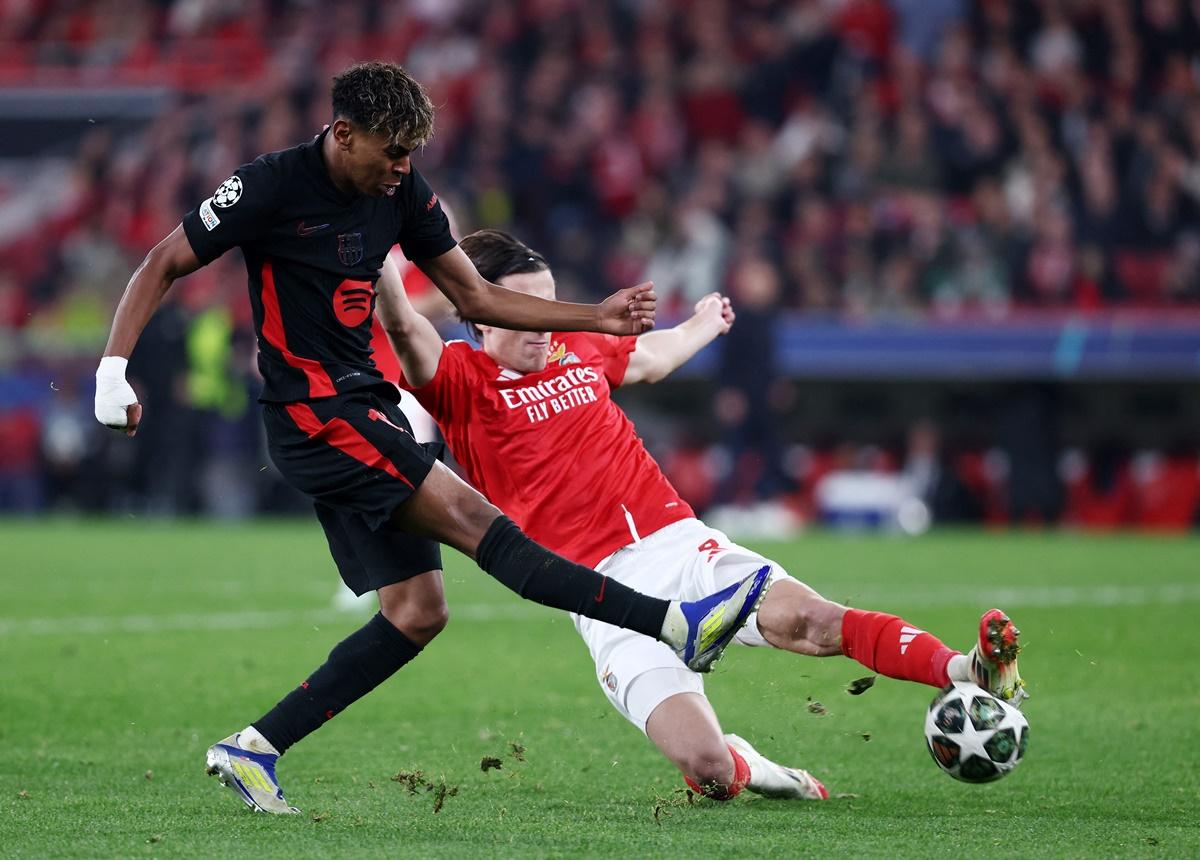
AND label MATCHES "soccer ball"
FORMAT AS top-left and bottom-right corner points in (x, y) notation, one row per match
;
(924, 681), (1027, 783)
